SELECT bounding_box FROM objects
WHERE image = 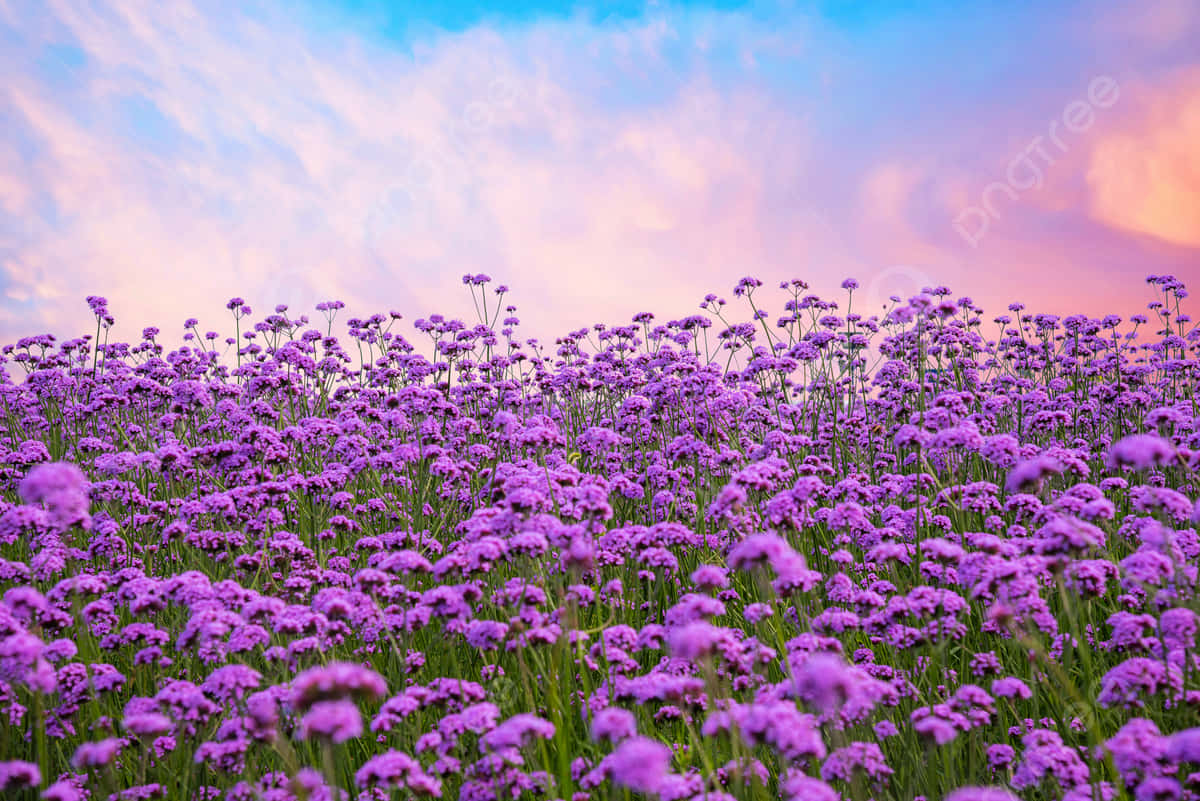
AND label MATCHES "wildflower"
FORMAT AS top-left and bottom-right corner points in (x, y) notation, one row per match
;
(201, 664), (262, 702)
(1106, 434), (1176, 471)
(1004, 455), (1062, 494)
(591, 707), (636, 743)
(782, 772), (840, 801)
(608, 736), (672, 794)
(1165, 728), (1200, 763)
(479, 714), (555, 754)
(18, 462), (91, 528)
(1106, 718), (1166, 786)
(945, 789), (1021, 801)
(291, 662), (387, 712)
(124, 713), (173, 738)
(667, 621), (728, 661)
(820, 742), (893, 785)
(991, 677), (1032, 700)
(0, 761), (40, 790)
(72, 738), (123, 769)
(355, 750), (442, 796)
(987, 745), (1015, 769)
(1098, 658), (1183, 709)
(297, 699), (363, 743)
